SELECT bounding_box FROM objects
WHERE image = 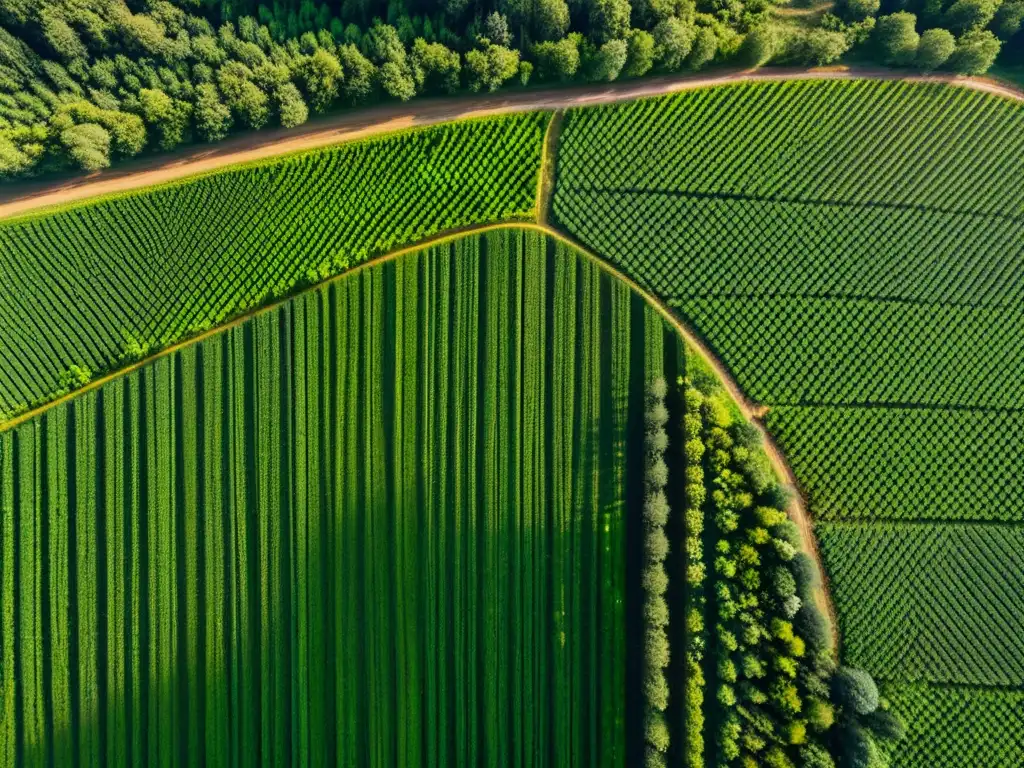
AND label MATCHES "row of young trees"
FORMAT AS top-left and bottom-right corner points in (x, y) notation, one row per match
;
(643, 379), (673, 766)
(669, 366), (904, 768)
